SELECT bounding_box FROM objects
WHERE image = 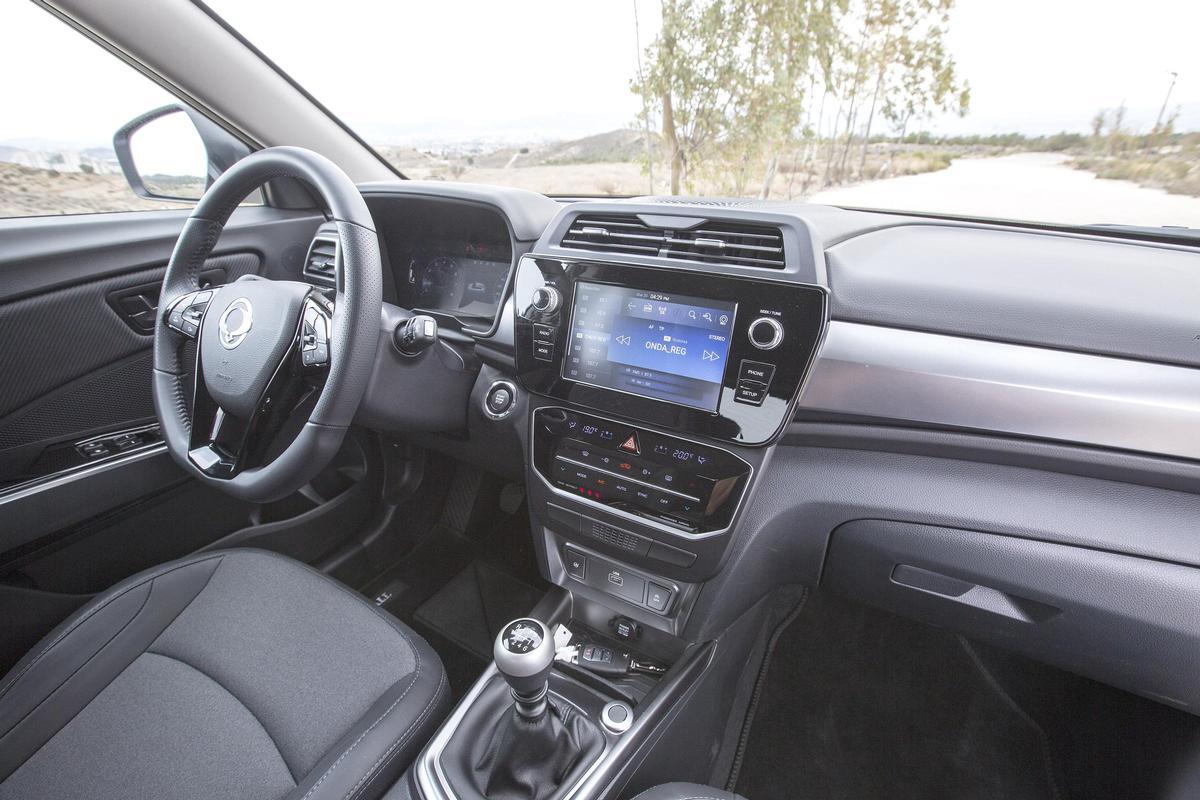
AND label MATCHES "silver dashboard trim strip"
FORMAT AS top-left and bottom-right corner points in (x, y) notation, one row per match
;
(799, 321), (1200, 461)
